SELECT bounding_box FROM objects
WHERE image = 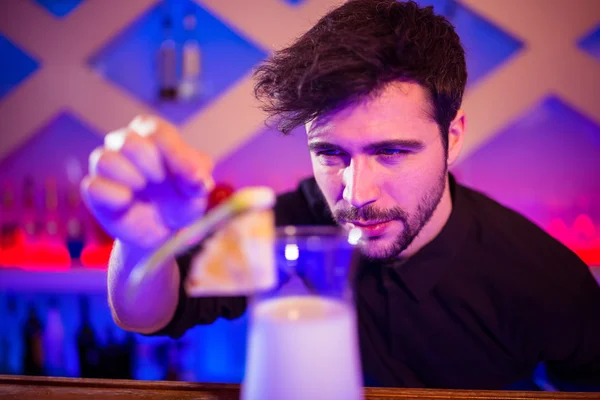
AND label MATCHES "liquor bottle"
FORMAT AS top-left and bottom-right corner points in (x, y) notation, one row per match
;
(134, 341), (163, 381)
(77, 296), (100, 378)
(157, 13), (178, 101)
(119, 333), (136, 380)
(0, 180), (22, 266)
(80, 179), (114, 269)
(22, 304), (44, 376)
(102, 327), (134, 379)
(39, 178), (70, 269)
(179, 6), (201, 101)
(164, 342), (181, 381)
(21, 176), (40, 266)
(0, 297), (9, 373)
(42, 178), (61, 242)
(80, 216), (113, 268)
(177, 339), (196, 382)
(0, 295), (19, 374)
(65, 181), (85, 261)
(43, 297), (66, 376)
